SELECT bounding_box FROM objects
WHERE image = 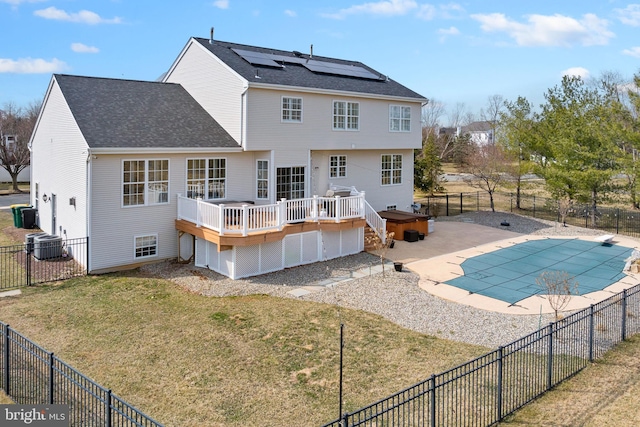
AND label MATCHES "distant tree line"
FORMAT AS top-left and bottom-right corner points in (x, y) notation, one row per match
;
(416, 70), (640, 218)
